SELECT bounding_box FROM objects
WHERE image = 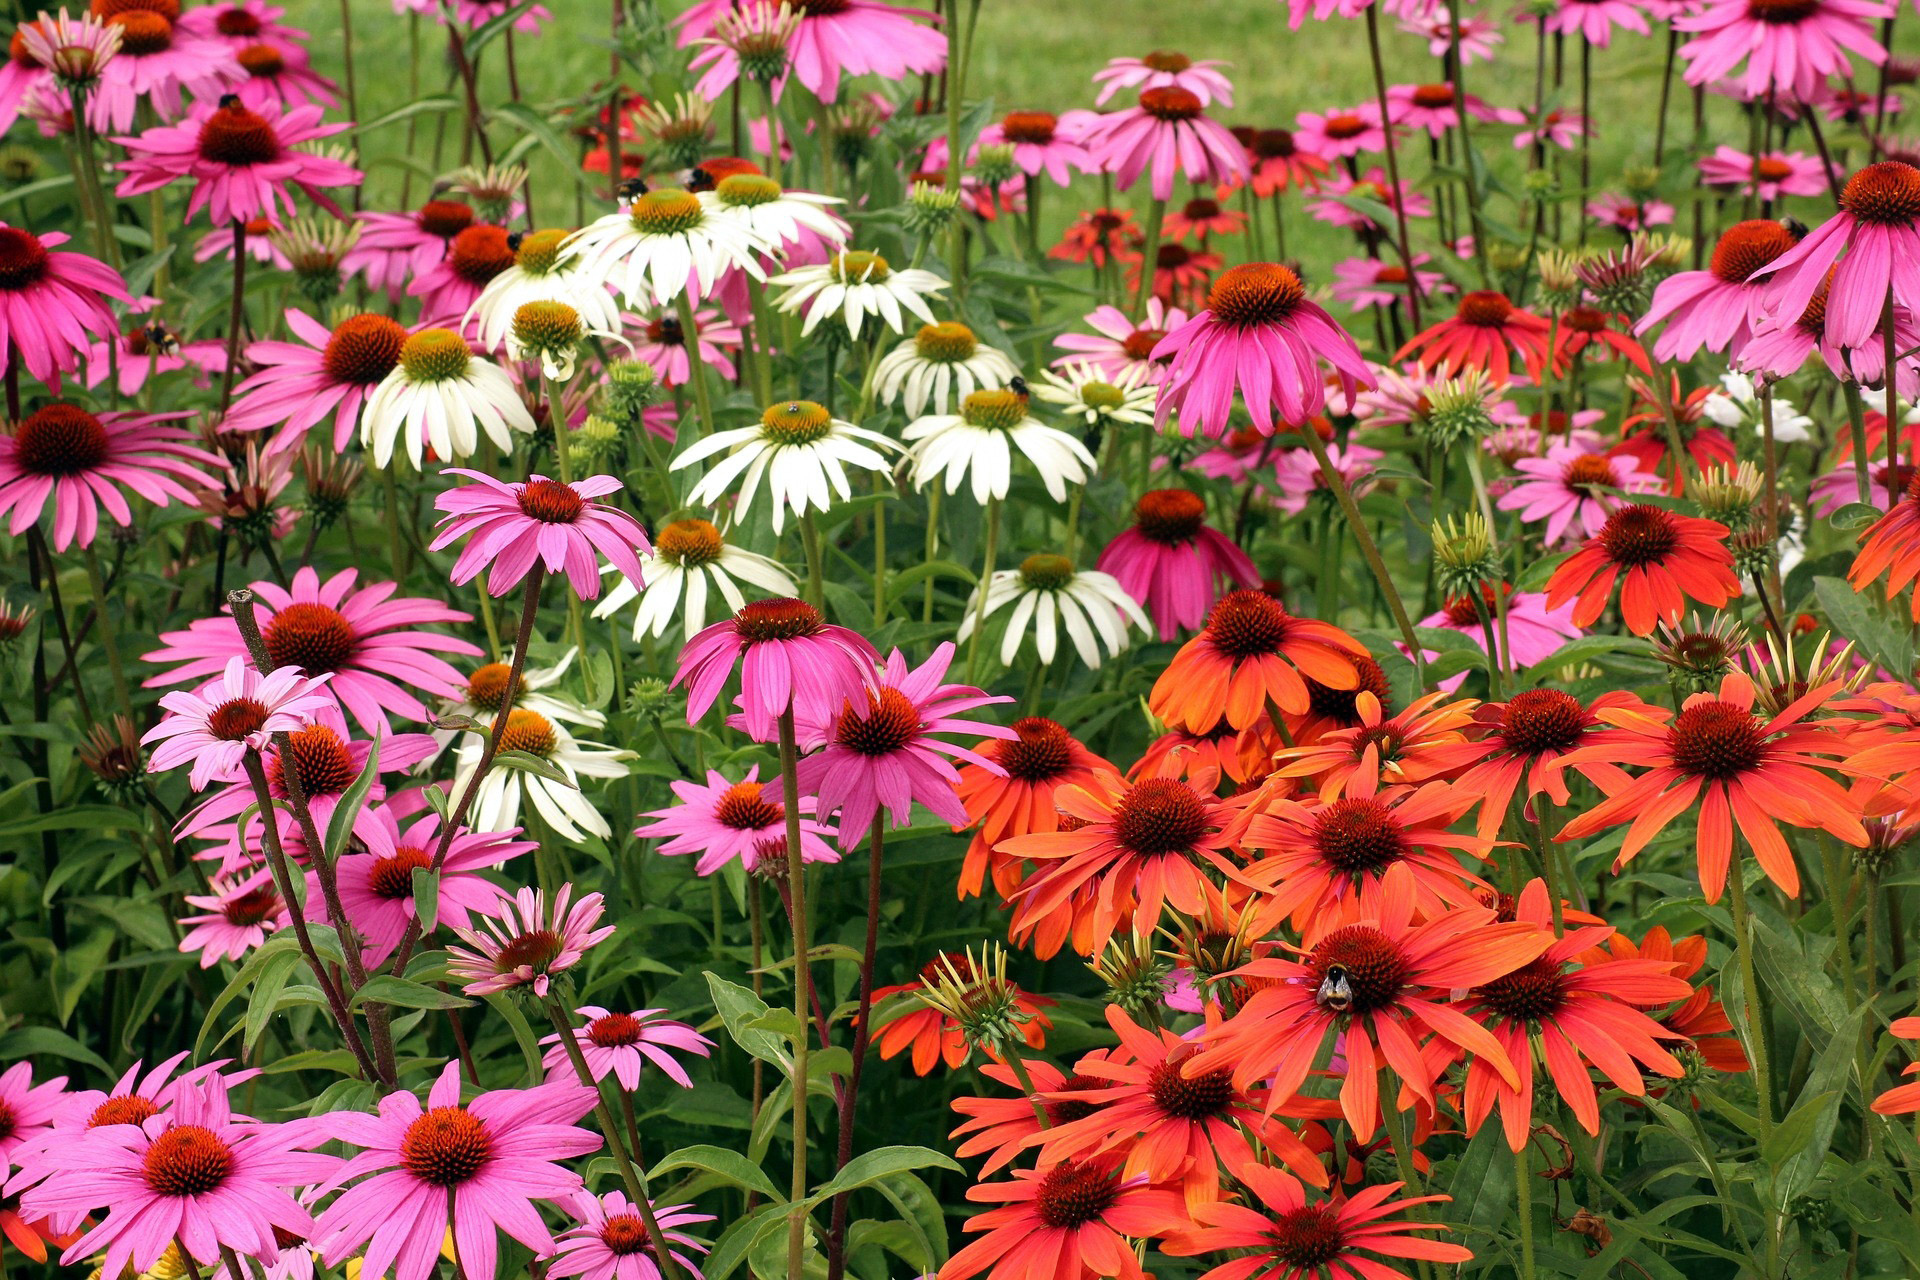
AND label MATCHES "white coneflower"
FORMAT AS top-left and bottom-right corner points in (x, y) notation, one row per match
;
(359, 328), (535, 469)
(707, 172), (847, 254)
(1032, 360), (1157, 429)
(428, 649), (606, 762)
(671, 399), (899, 534)
(592, 517), (798, 639)
(464, 228), (625, 359)
(957, 553), (1149, 669)
(902, 385), (1095, 503)
(451, 708), (630, 841)
(767, 249), (946, 339)
(567, 186), (772, 308)
(872, 321), (1019, 417)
